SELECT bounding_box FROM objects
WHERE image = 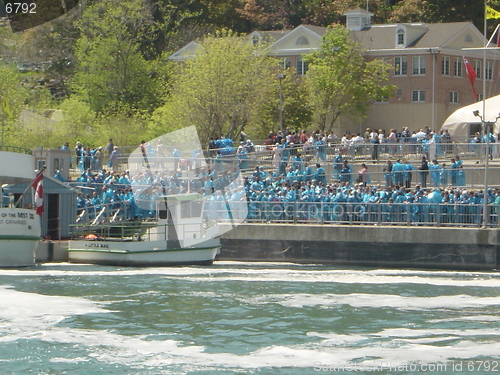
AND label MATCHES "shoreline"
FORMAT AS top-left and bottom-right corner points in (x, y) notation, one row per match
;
(34, 223), (500, 271)
(219, 223), (500, 271)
